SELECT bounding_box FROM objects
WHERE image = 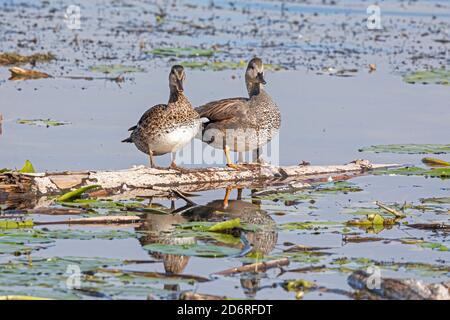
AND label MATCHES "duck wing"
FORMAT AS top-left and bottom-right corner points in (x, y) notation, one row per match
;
(196, 98), (249, 122)
(122, 104), (167, 143)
